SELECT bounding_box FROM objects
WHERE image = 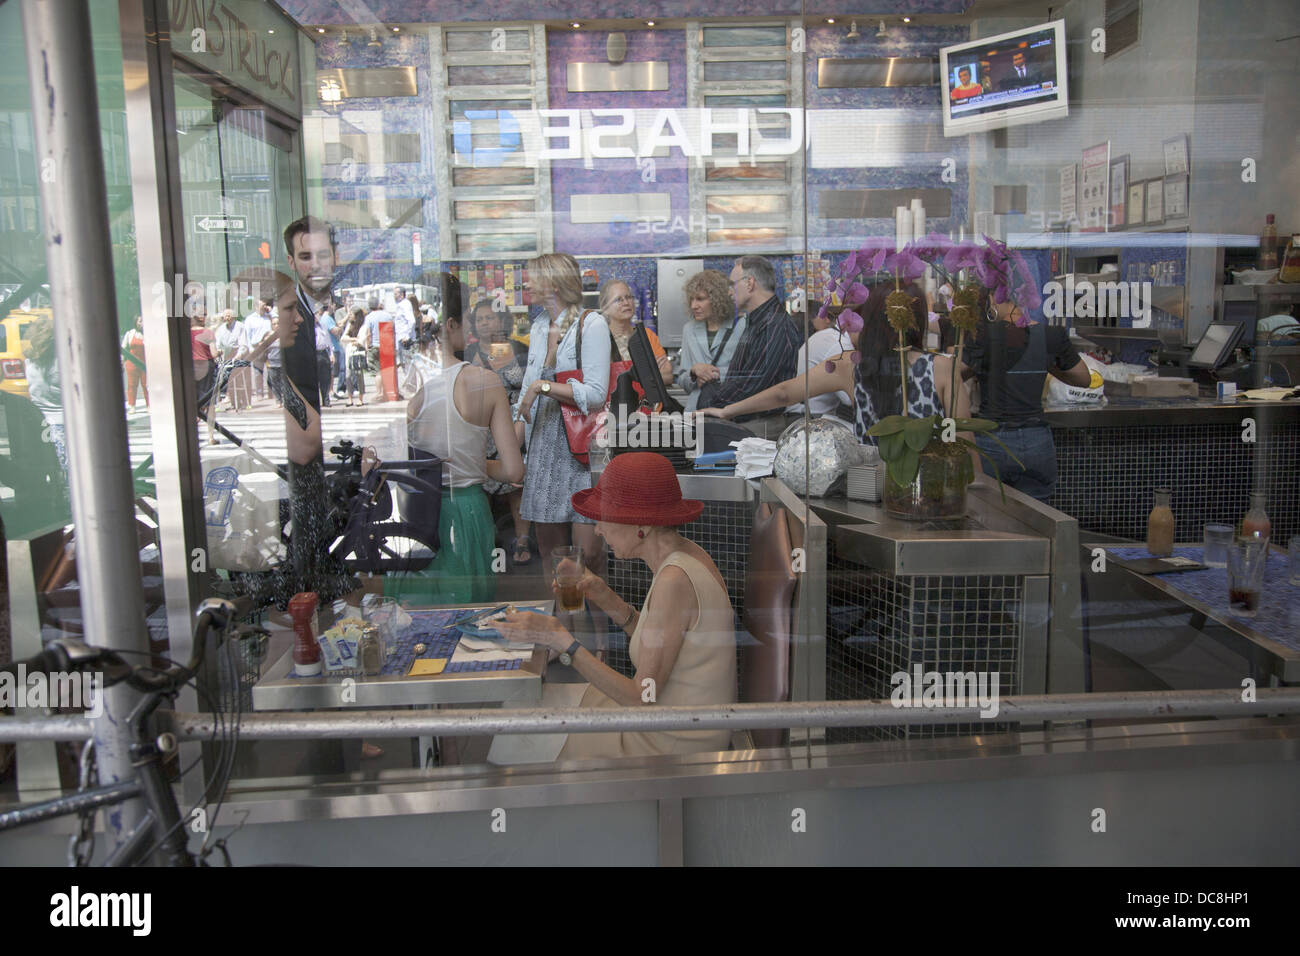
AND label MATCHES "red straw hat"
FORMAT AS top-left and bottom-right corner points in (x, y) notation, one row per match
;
(571, 452), (703, 526)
